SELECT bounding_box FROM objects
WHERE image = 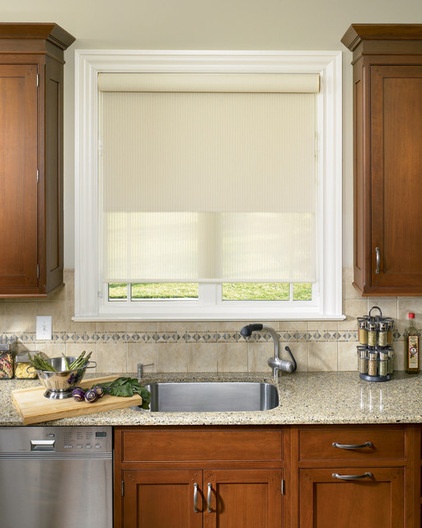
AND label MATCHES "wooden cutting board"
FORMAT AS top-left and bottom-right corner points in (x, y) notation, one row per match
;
(12, 376), (143, 425)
